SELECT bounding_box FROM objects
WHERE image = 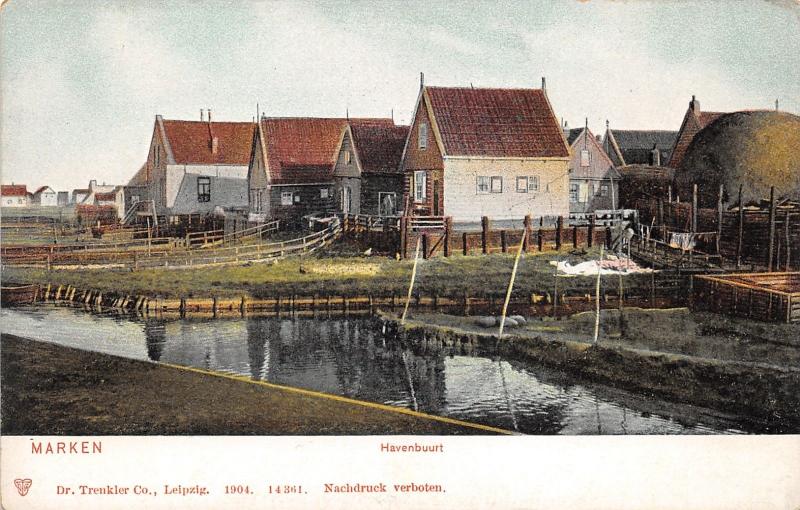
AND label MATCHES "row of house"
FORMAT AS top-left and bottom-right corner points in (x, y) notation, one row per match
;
(123, 84), (729, 226)
(1, 181), (126, 220)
